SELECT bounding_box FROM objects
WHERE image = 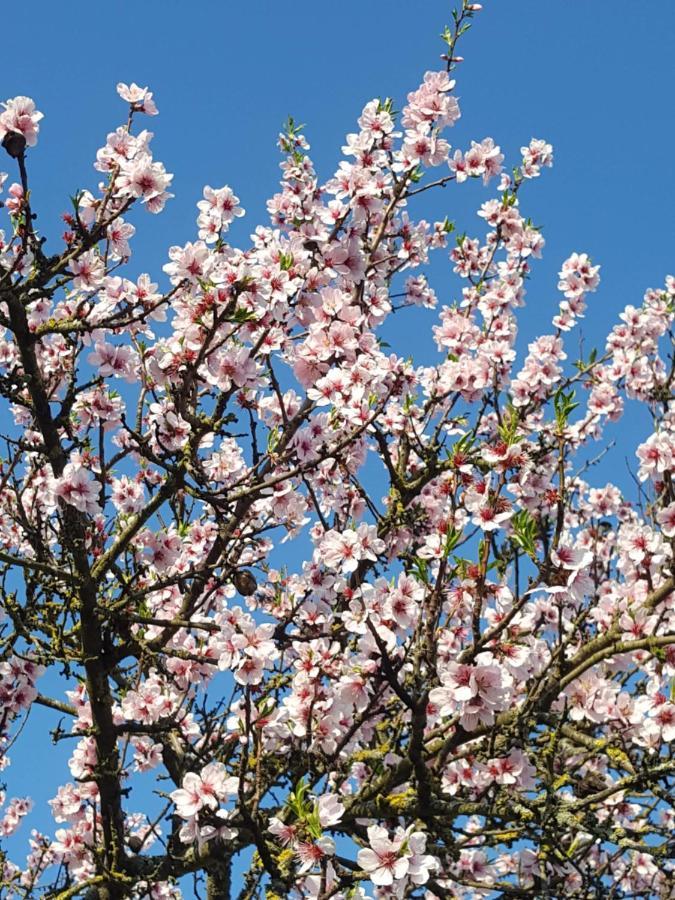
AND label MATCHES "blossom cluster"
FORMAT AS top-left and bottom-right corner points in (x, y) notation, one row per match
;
(0, 3), (673, 898)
